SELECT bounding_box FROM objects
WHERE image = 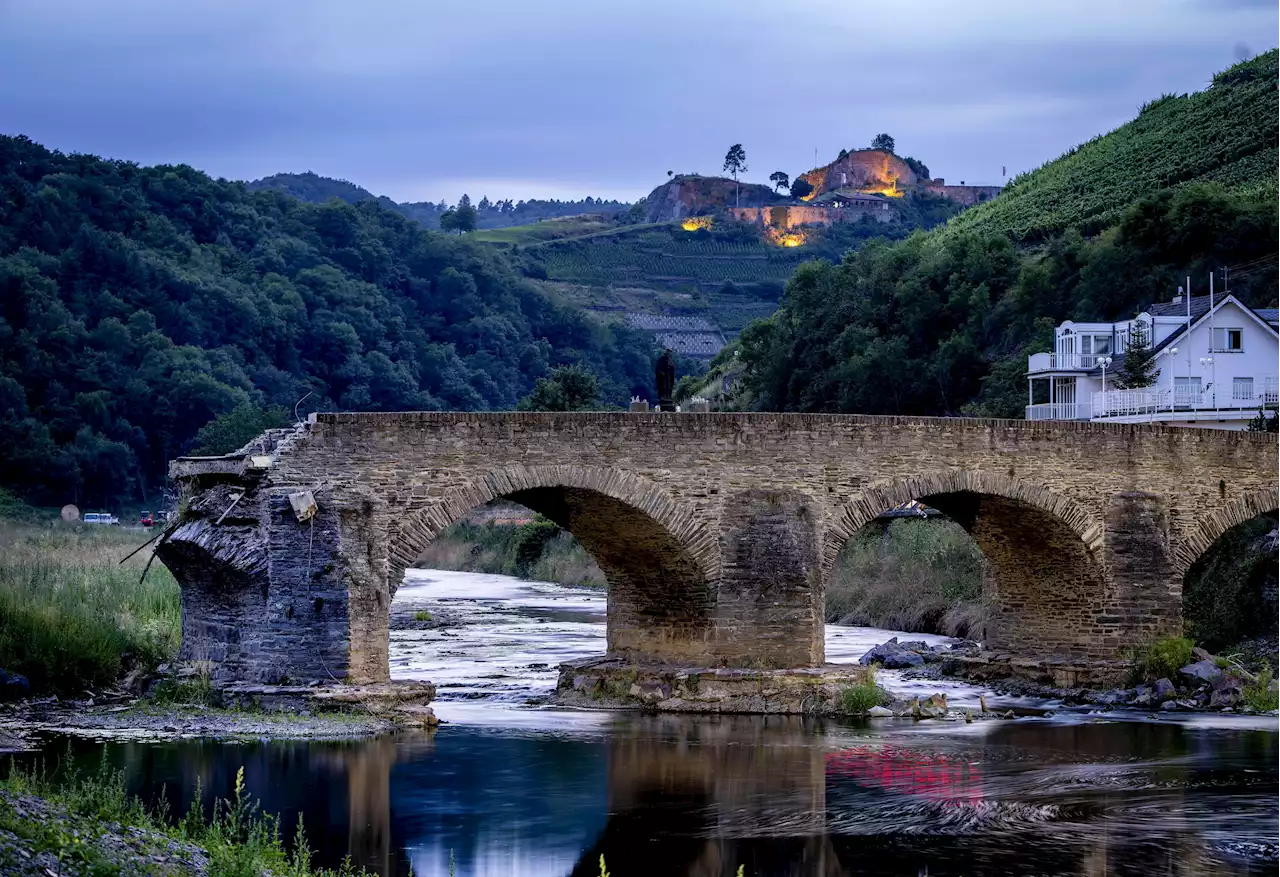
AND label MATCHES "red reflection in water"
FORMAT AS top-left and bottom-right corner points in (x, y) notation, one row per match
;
(826, 745), (983, 802)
